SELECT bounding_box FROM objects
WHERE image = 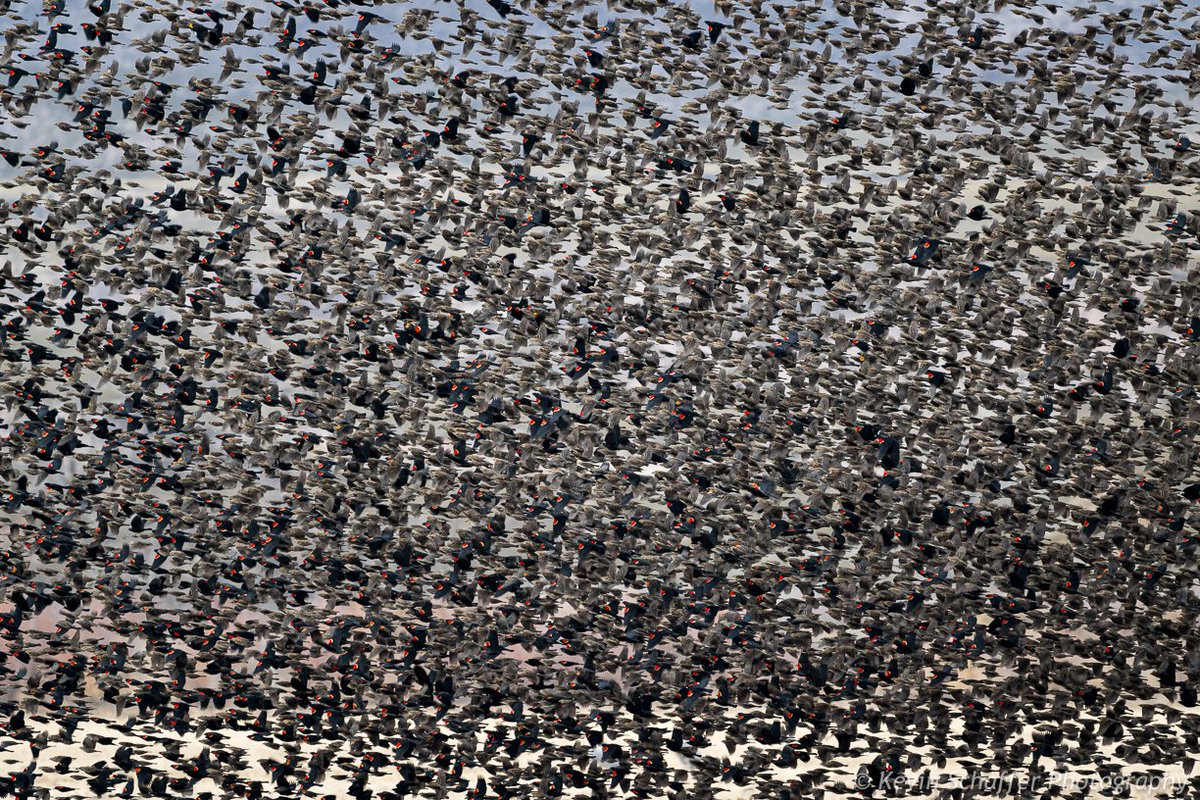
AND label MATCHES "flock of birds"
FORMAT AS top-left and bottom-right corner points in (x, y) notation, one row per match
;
(1, 0), (1200, 797)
